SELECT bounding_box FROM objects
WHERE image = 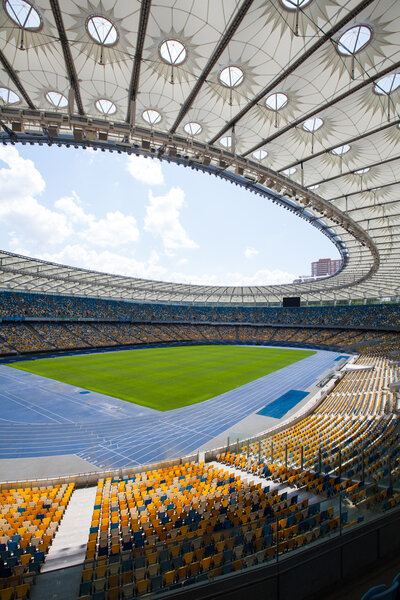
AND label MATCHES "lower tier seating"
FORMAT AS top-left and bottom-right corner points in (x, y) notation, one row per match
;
(0, 484), (74, 598)
(0, 322), (399, 357)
